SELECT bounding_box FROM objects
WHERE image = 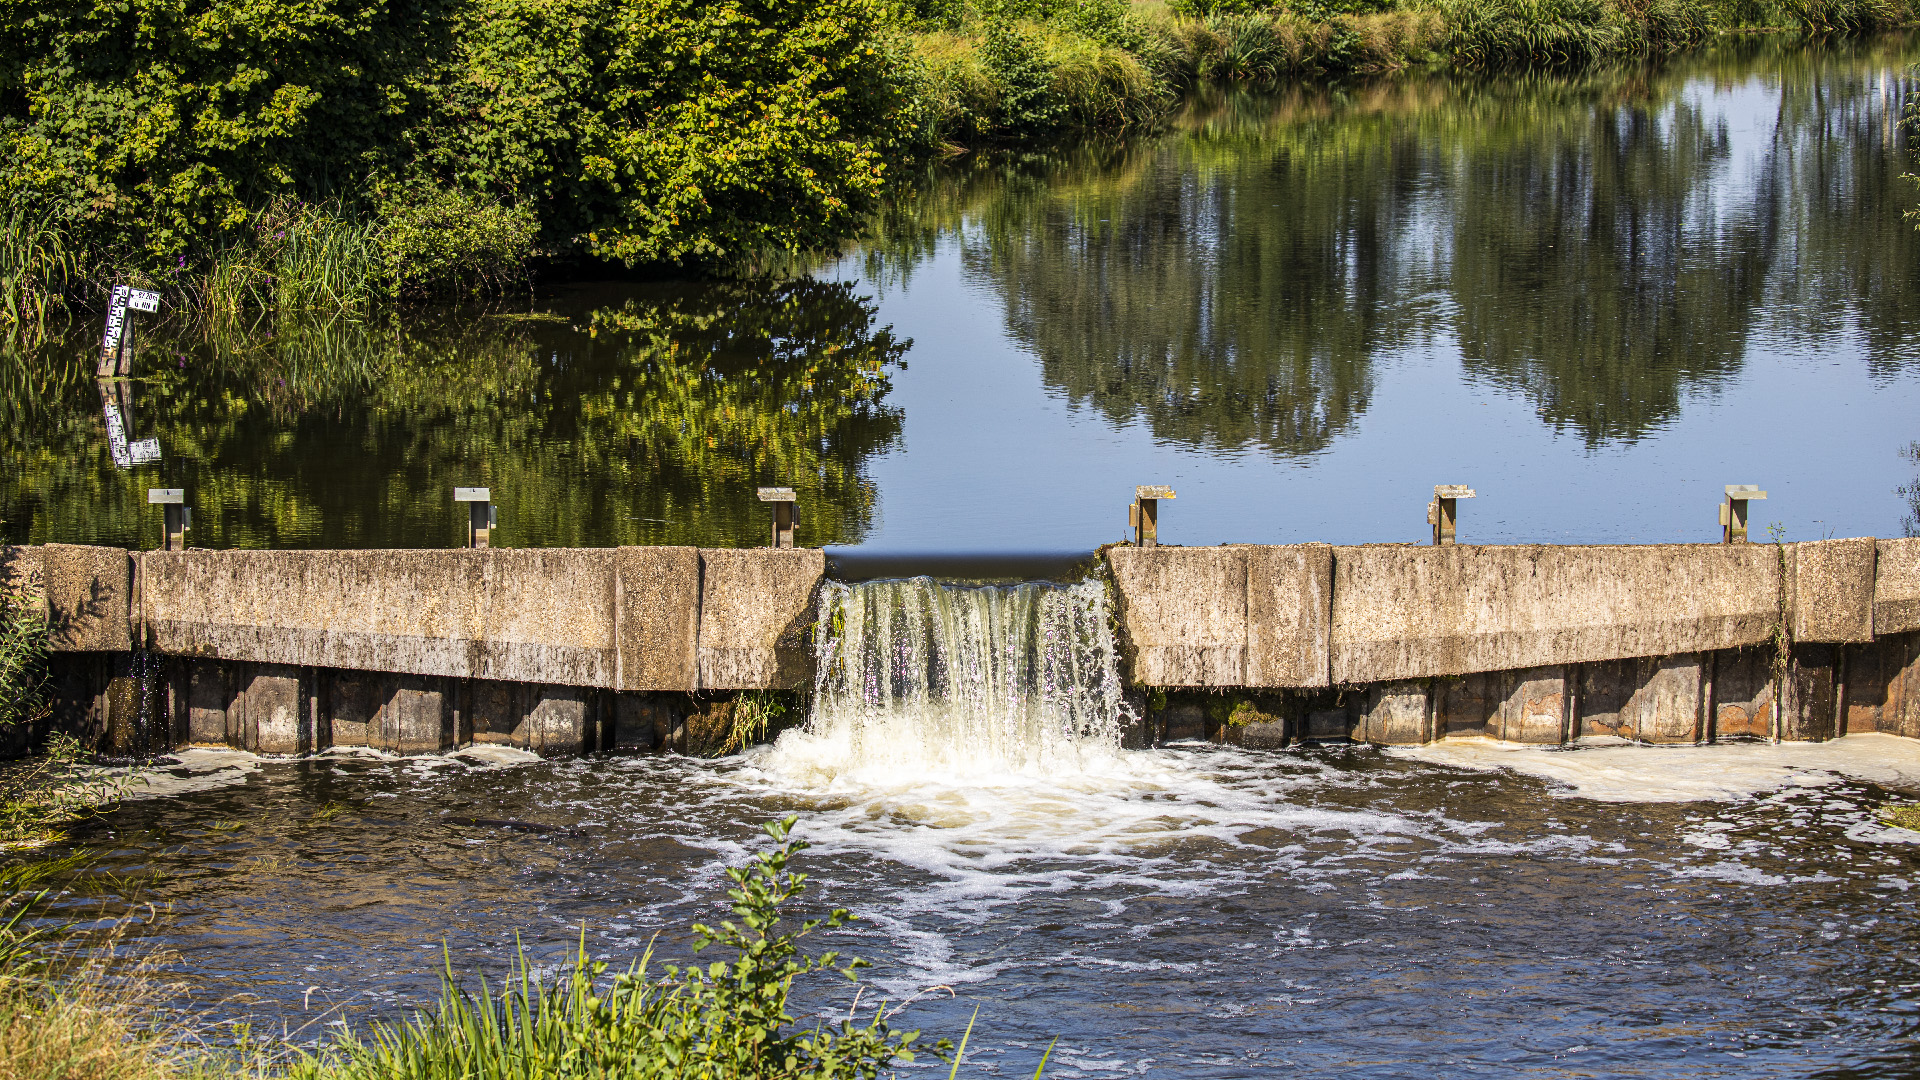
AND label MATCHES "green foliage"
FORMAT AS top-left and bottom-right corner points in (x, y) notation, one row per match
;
(378, 191), (537, 299)
(720, 691), (795, 755)
(1438, 0), (1620, 67)
(1781, 0), (1909, 33)
(0, 585), (46, 734)
(0, 200), (78, 333)
(981, 20), (1072, 138)
(292, 817), (938, 1080)
(0, 0), (916, 282)
(1168, 0), (1269, 19)
(1881, 803), (1920, 831)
